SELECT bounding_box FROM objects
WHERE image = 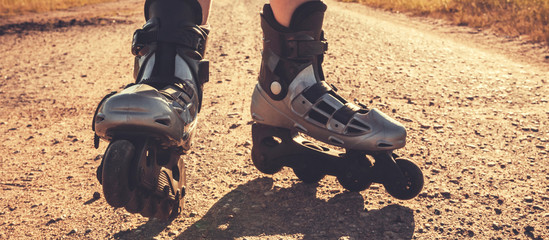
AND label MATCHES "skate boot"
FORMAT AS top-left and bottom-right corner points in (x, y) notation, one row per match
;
(250, 2), (423, 200)
(92, 0), (209, 219)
